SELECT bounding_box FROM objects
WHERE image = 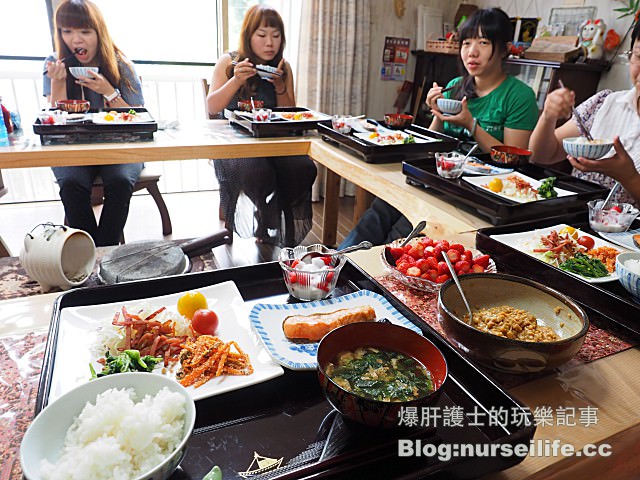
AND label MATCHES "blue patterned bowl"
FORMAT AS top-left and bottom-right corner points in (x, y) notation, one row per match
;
(562, 137), (614, 160)
(436, 98), (462, 115)
(616, 252), (640, 303)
